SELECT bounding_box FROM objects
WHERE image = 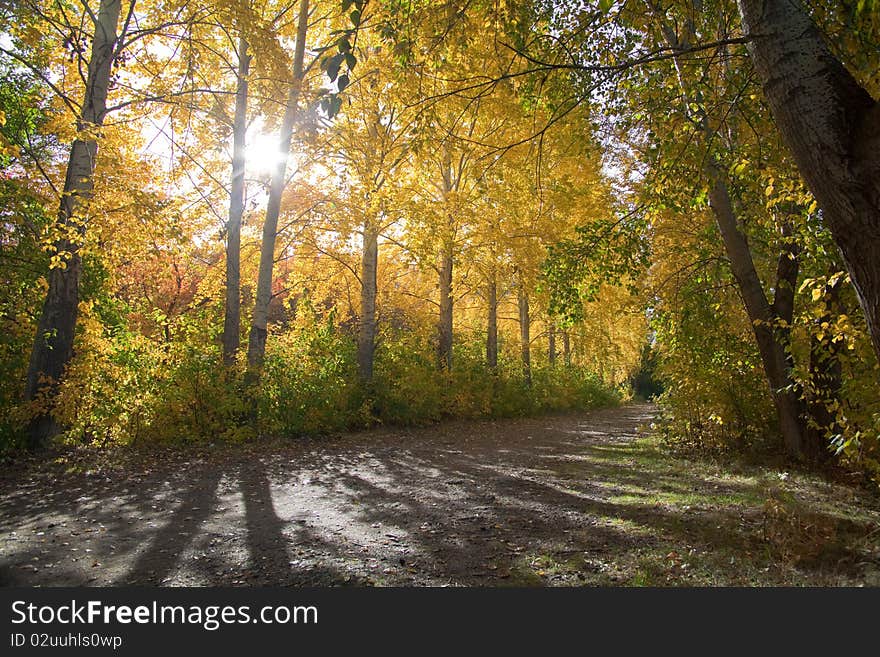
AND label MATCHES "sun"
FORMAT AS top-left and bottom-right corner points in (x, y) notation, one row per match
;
(246, 130), (288, 175)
